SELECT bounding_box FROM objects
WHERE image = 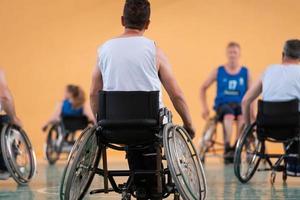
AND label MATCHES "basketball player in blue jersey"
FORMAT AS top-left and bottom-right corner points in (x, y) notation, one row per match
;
(200, 42), (252, 163)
